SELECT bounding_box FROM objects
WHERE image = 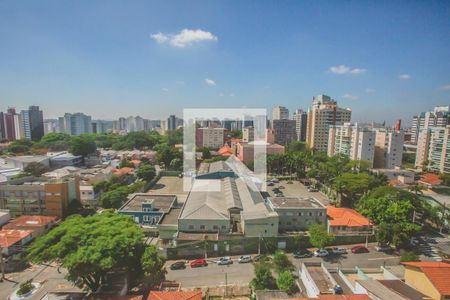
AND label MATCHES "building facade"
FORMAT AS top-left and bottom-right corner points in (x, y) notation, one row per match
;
(272, 106), (289, 120)
(415, 125), (450, 174)
(196, 127), (227, 149)
(61, 113), (93, 135)
(293, 109), (308, 141)
(306, 95), (352, 152)
(411, 106), (450, 144)
(271, 119), (297, 145)
(373, 128), (404, 169)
